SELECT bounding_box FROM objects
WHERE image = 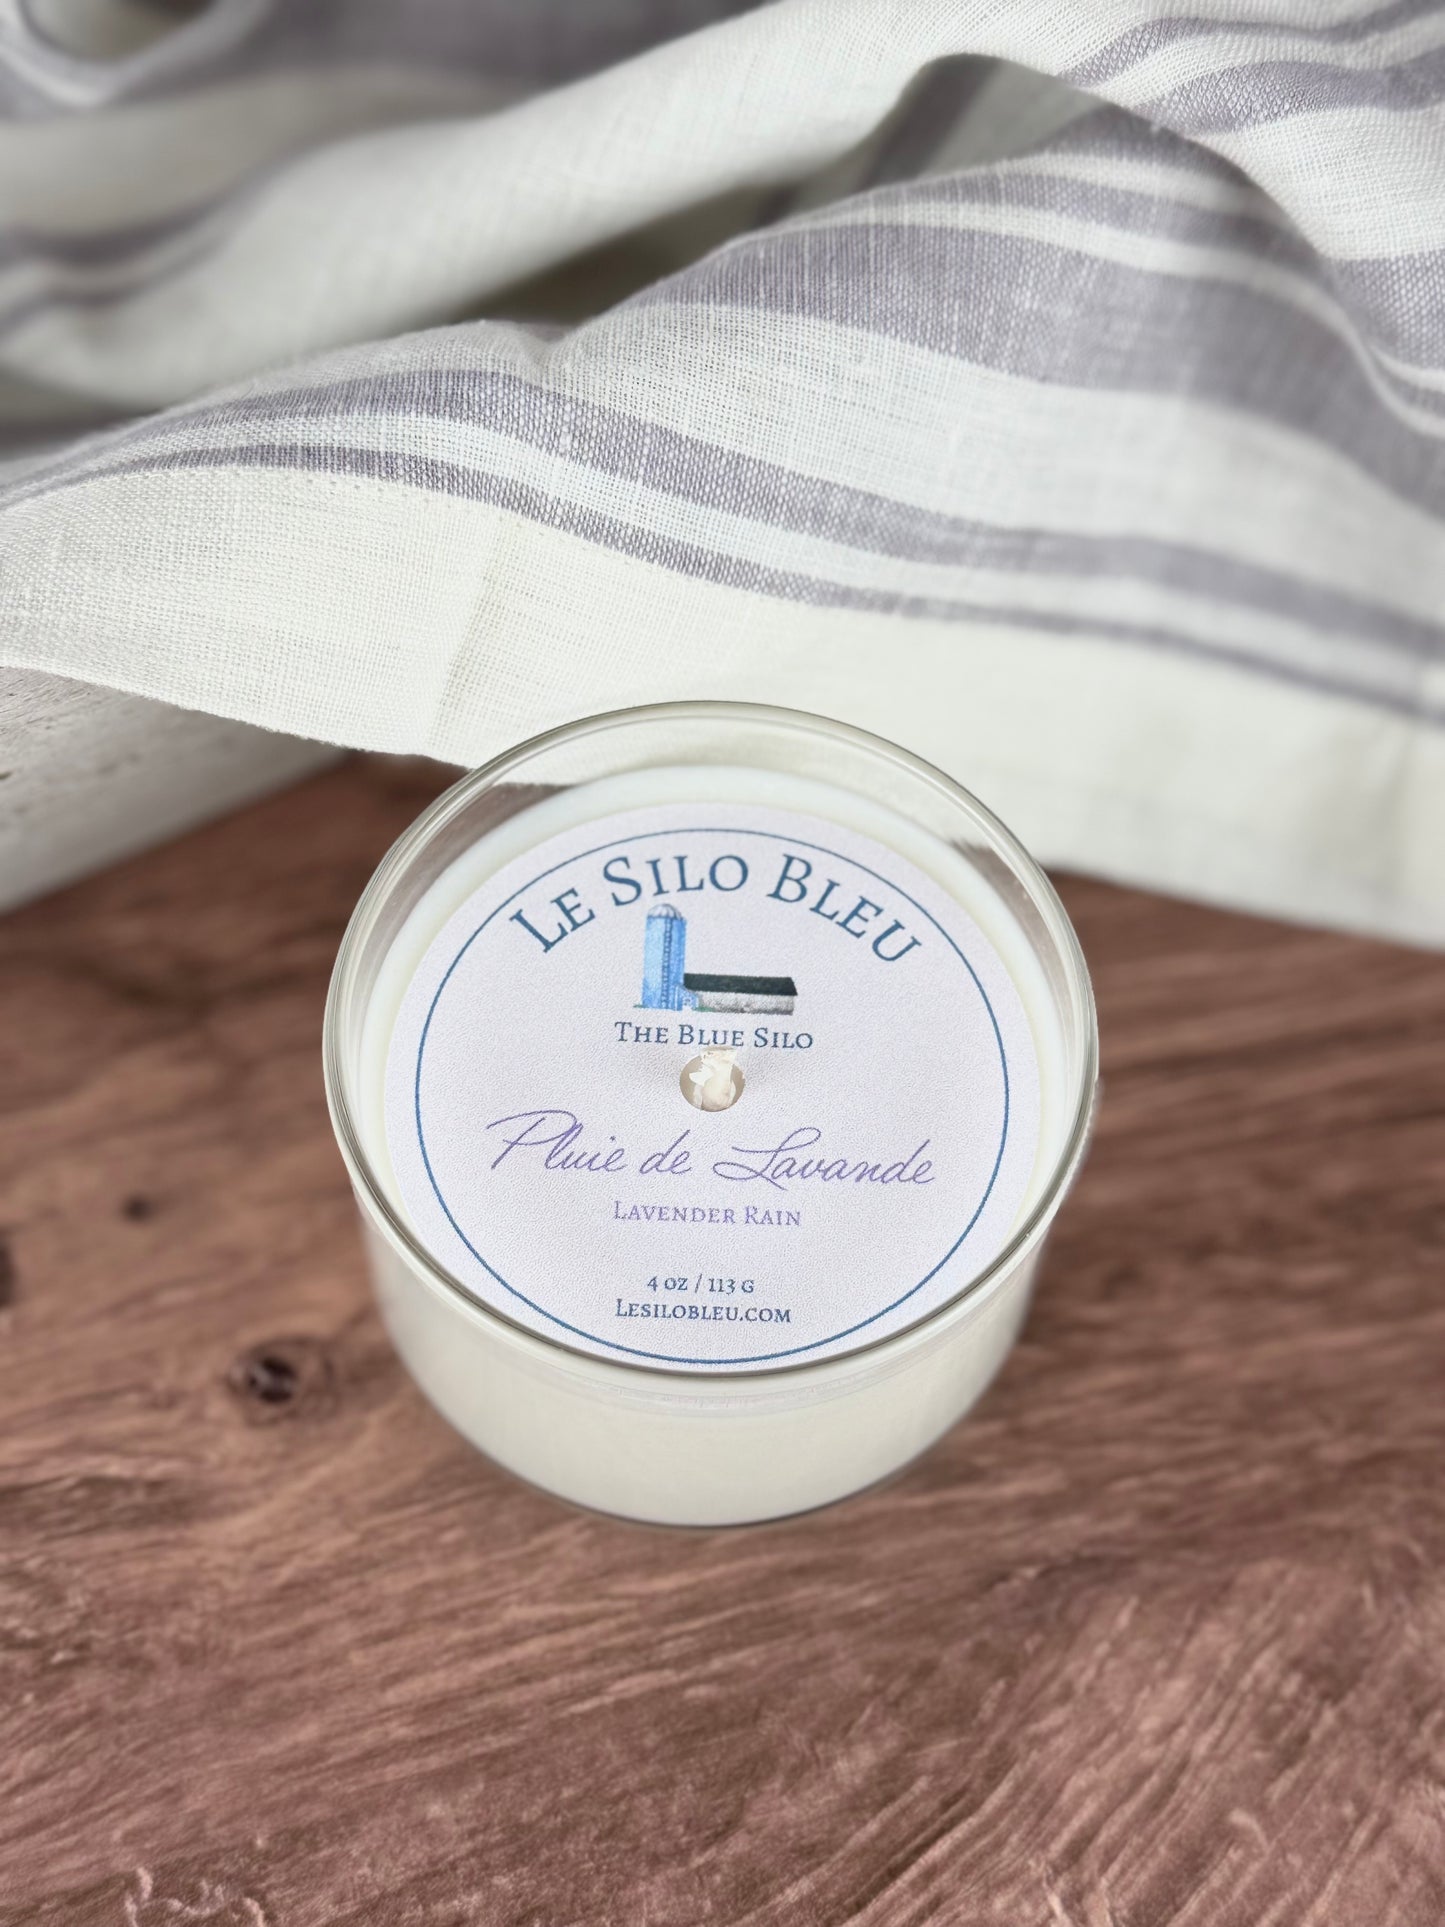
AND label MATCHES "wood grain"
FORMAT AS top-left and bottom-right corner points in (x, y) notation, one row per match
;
(1, 757), (1442, 1927)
